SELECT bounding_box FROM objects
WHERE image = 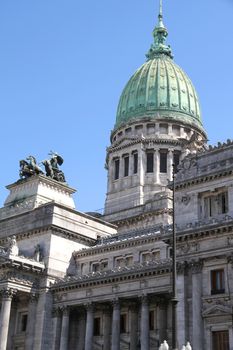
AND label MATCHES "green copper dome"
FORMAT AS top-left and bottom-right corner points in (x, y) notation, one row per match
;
(115, 4), (204, 132)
